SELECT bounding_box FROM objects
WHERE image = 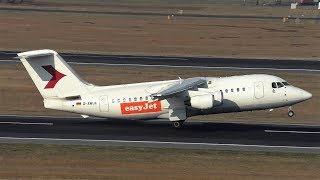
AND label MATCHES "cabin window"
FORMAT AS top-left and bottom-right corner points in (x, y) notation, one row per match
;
(117, 99), (120, 103)
(237, 88), (240, 92)
(123, 98), (126, 102)
(277, 82), (284, 88)
(225, 89), (228, 93)
(208, 81), (212, 84)
(134, 97), (137, 101)
(272, 82), (277, 88)
(242, 87), (245, 91)
(231, 89), (234, 93)
(128, 98), (132, 102)
(140, 97), (143, 101)
(112, 99), (115, 103)
(145, 96), (149, 101)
